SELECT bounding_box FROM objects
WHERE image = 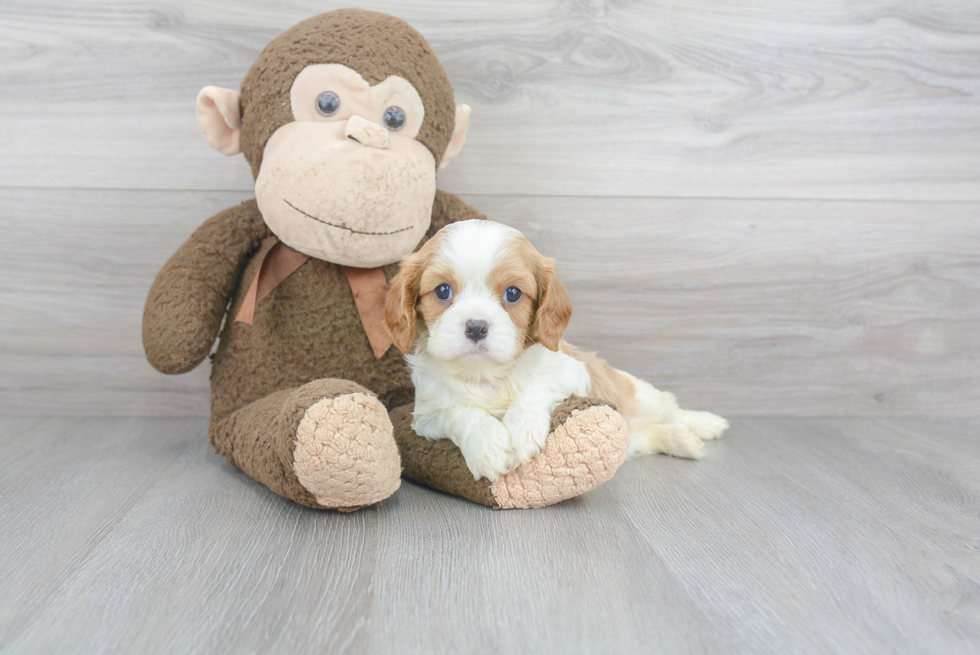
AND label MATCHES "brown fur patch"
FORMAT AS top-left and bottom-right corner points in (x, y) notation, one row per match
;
(487, 237), (540, 305)
(484, 234), (574, 353)
(418, 260), (461, 299)
(415, 256), (460, 344)
(383, 229), (457, 353)
(383, 251), (422, 354)
(531, 254), (572, 352)
(560, 342), (638, 414)
(416, 276), (458, 329)
(484, 237), (540, 351)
